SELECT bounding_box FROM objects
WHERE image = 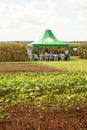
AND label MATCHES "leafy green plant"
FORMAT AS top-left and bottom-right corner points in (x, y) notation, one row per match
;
(0, 72), (87, 121)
